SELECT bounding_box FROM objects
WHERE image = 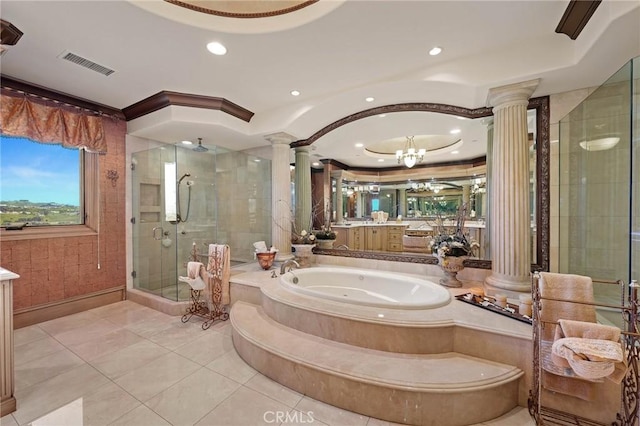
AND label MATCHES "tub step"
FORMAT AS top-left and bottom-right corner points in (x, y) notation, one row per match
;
(231, 301), (523, 426)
